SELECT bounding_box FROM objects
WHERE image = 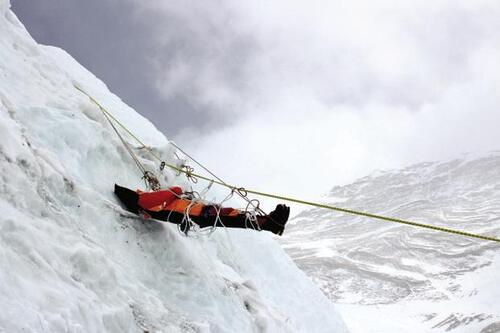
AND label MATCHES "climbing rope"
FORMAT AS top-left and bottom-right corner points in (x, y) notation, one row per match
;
(75, 85), (270, 219)
(74, 86), (500, 244)
(75, 85), (162, 191)
(178, 164), (198, 183)
(168, 141), (268, 217)
(179, 170), (500, 243)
